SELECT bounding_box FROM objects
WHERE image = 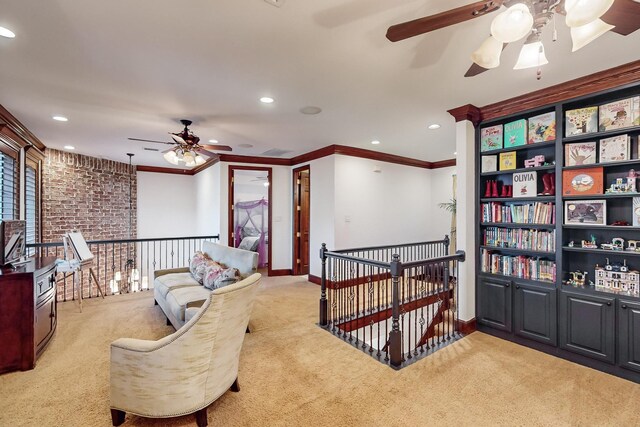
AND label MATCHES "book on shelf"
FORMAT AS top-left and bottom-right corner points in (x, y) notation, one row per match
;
(634, 197), (640, 227)
(565, 106), (598, 136)
(499, 151), (516, 170)
(481, 201), (555, 224)
(480, 125), (503, 152)
(562, 167), (603, 196)
(598, 96), (640, 132)
(481, 155), (498, 173)
(564, 141), (596, 166)
(483, 227), (556, 252)
(528, 112), (556, 144)
(599, 134), (630, 163)
(504, 119), (527, 148)
(513, 171), (537, 198)
(480, 249), (556, 282)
